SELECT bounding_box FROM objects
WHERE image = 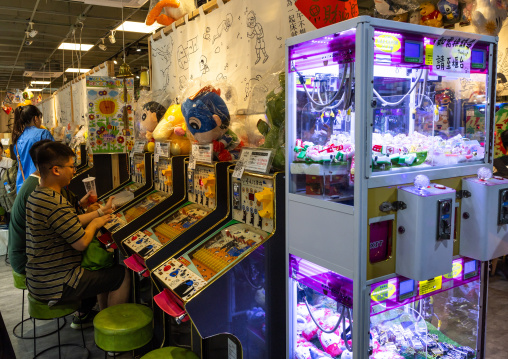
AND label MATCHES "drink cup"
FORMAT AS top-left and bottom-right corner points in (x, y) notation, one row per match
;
(83, 177), (97, 204)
